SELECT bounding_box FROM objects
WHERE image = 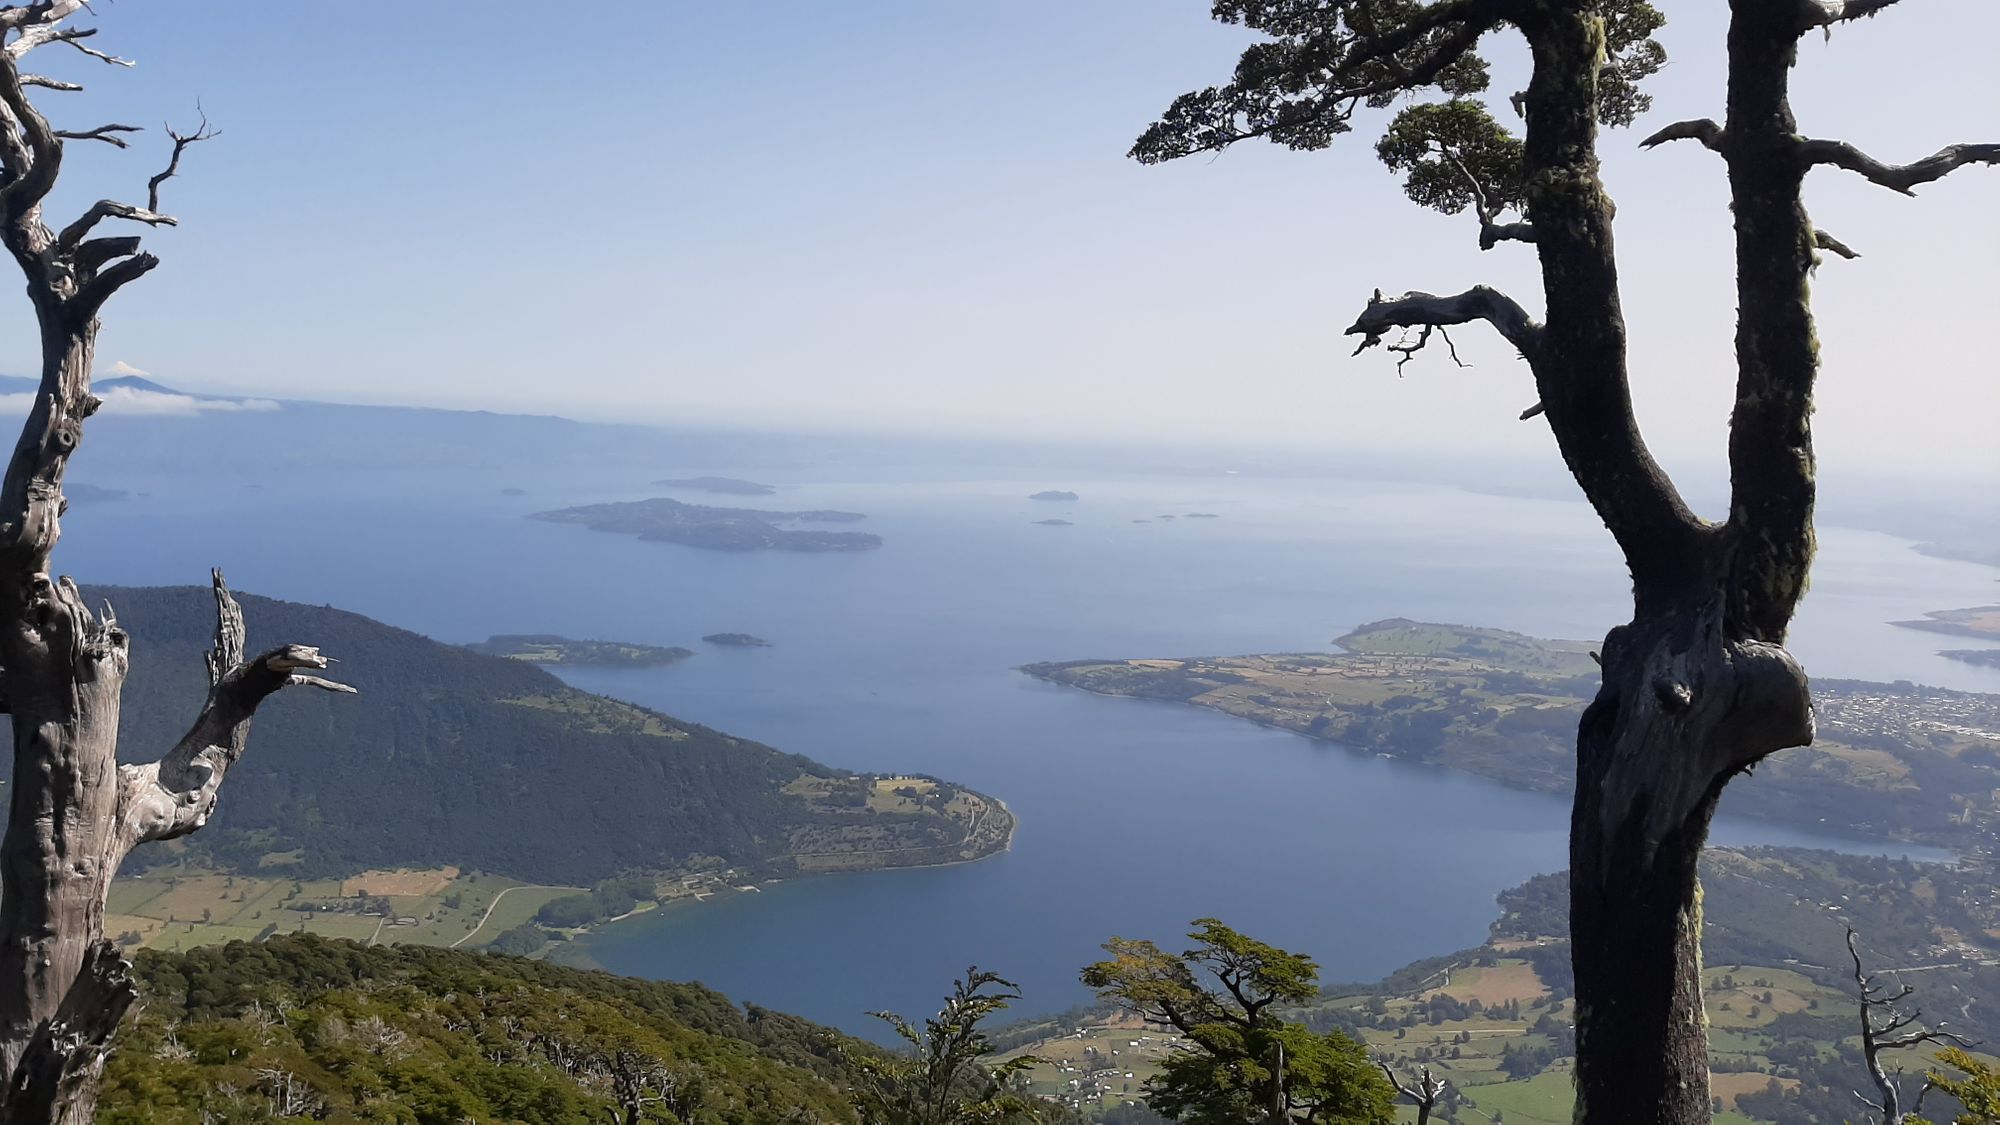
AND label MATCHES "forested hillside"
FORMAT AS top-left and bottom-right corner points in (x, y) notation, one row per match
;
(7, 586), (1004, 884)
(100, 935), (872, 1123)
